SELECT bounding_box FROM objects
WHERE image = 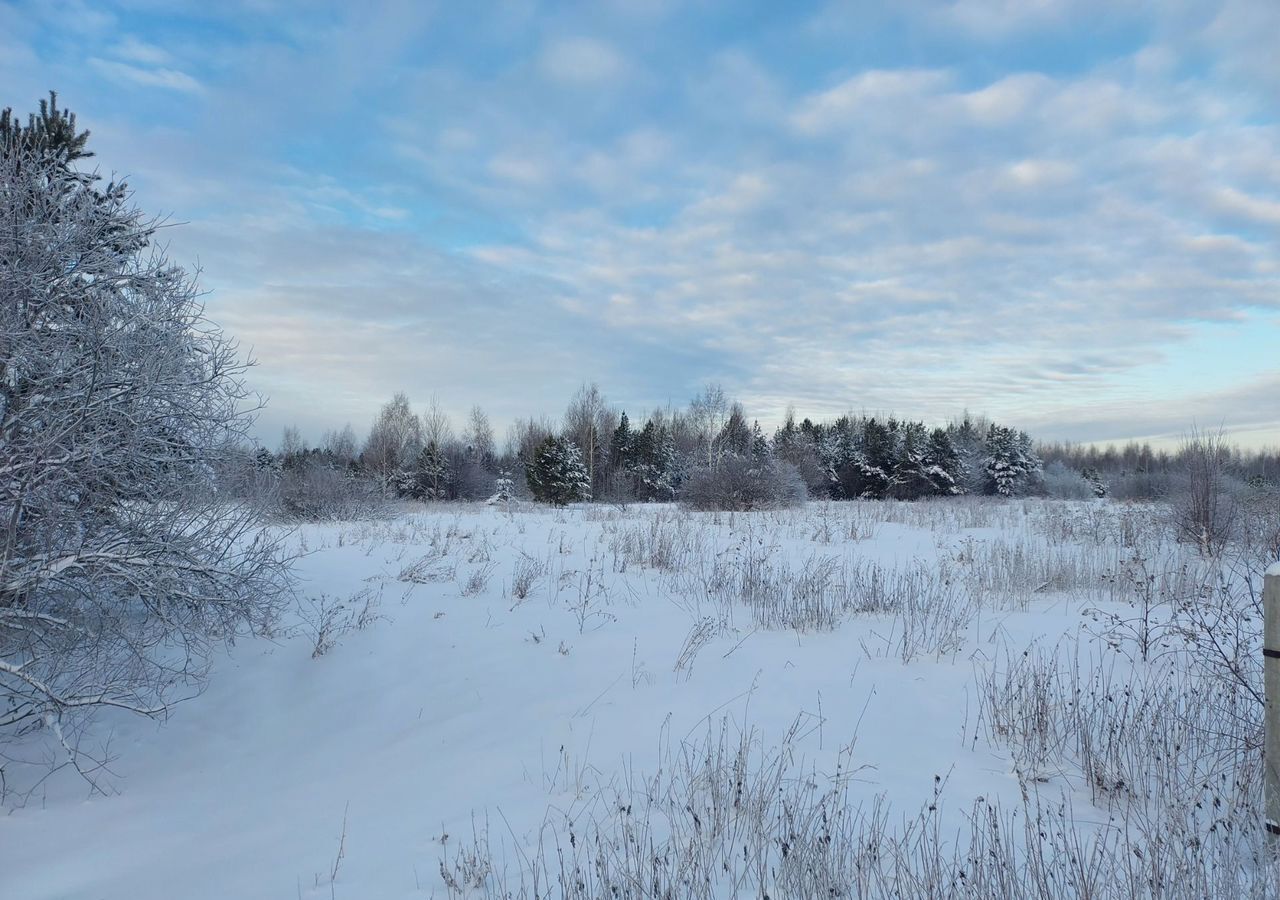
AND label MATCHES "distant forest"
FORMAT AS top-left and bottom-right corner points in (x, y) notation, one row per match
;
(249, 384), (1278, 515)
